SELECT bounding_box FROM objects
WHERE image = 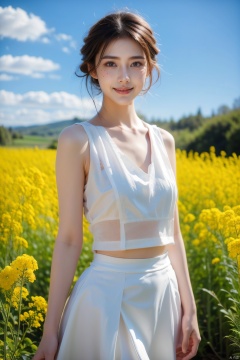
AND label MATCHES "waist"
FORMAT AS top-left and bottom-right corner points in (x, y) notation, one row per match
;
(91, 251), (171, 273)
(95, 245), (167, 259)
